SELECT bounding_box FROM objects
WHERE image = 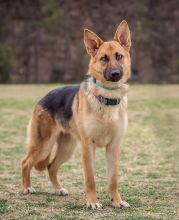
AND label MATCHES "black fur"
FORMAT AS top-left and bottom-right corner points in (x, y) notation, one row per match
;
(38, 86), (80, 126)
